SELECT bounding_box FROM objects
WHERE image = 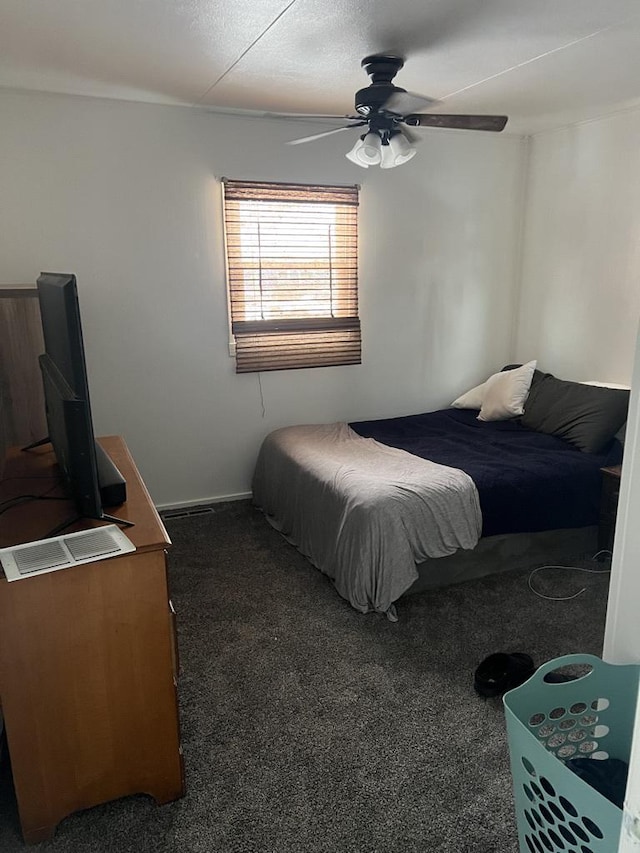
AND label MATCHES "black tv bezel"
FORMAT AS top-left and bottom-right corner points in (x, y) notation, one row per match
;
(38, 352), (103, 519)
(37, 273), (92, 400)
